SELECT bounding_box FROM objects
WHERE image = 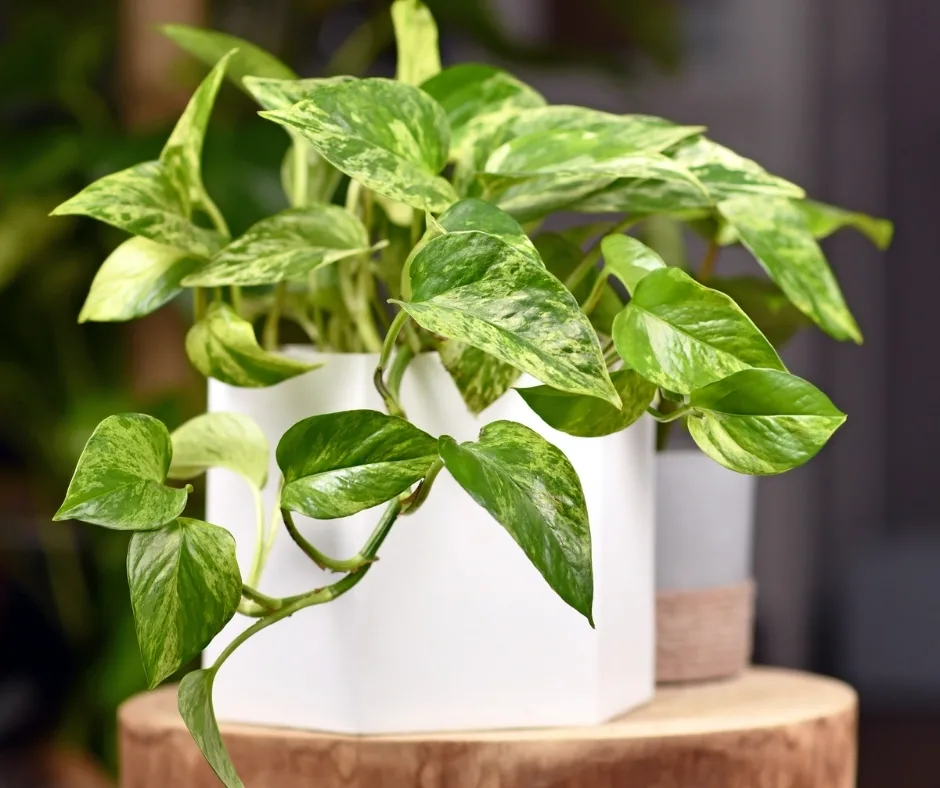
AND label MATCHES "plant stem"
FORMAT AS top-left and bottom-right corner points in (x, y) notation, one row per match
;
(292, 139), (309, 208)
(230, 285), (243, 315)
(241, 584), (282, 611)
(400, 458), (443, 515)
(565, 216), (636, 292)
(374, 311), (409, 417)
(345, 178), (362, 215)
(581, 267), (610, 316)
(193, 287), (207, 322)
(246, 486), (267, 588)
(646, 404), (692, 423)
(387, 344), (415, 401)
(410, 208), (424, 247)
(698, 242), (719, 281)
(263, 282), (286, 351)
(339, 259), (383, 352)
(202, 196), (231, 239)
(282, 508), (373, 573)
